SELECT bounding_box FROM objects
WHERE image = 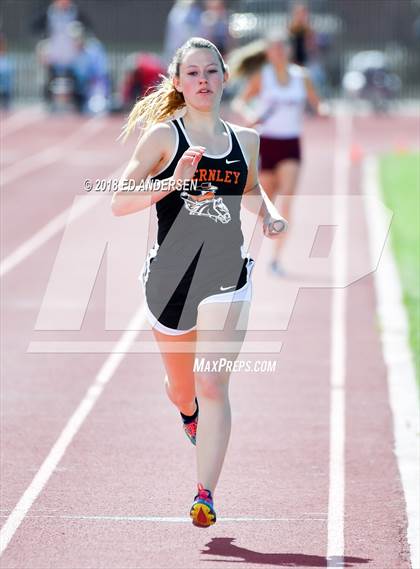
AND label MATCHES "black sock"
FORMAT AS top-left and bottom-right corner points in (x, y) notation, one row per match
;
(180, 397), (199, 424)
